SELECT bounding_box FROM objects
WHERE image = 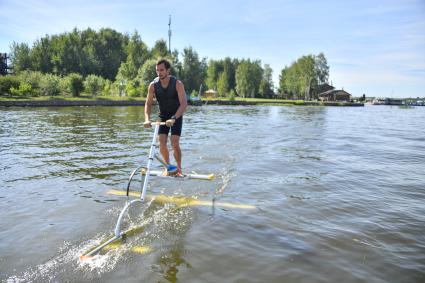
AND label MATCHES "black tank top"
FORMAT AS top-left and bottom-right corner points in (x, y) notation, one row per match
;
(153, 76), (180, 118)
